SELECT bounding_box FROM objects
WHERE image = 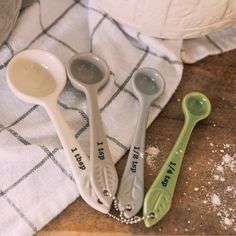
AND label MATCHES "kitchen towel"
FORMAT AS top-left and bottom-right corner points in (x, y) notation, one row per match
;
(0, 0), (235, 235)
